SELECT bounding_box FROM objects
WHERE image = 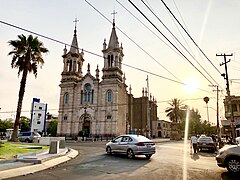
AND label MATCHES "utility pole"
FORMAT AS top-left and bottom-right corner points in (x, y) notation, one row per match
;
(209, 85), (222, 138)
(217, 53), (235, 140)
(146, 75), (150, 138)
